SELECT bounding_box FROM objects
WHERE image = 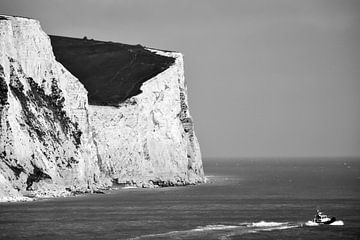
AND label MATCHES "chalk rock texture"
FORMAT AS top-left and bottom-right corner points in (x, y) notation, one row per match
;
(0, 16), (107, 202)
